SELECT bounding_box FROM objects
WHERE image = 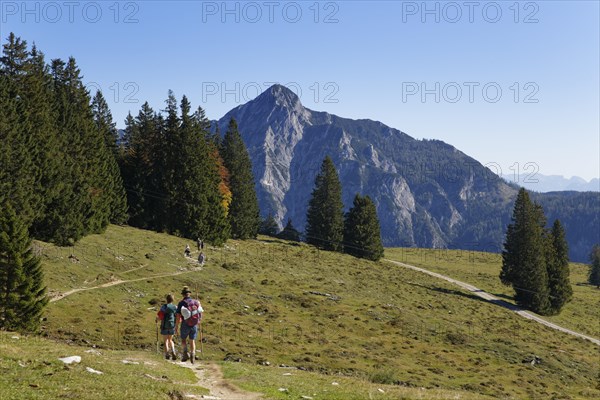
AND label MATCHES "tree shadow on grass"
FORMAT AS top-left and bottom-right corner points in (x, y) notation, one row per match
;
(402, 280), (524, 312)
(435, 287), (523, 312)
(402, 280), (483, 303)
(490, 292), (514, 301)
(258, 238), (301, 247)
(429, 286), (488, 303)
